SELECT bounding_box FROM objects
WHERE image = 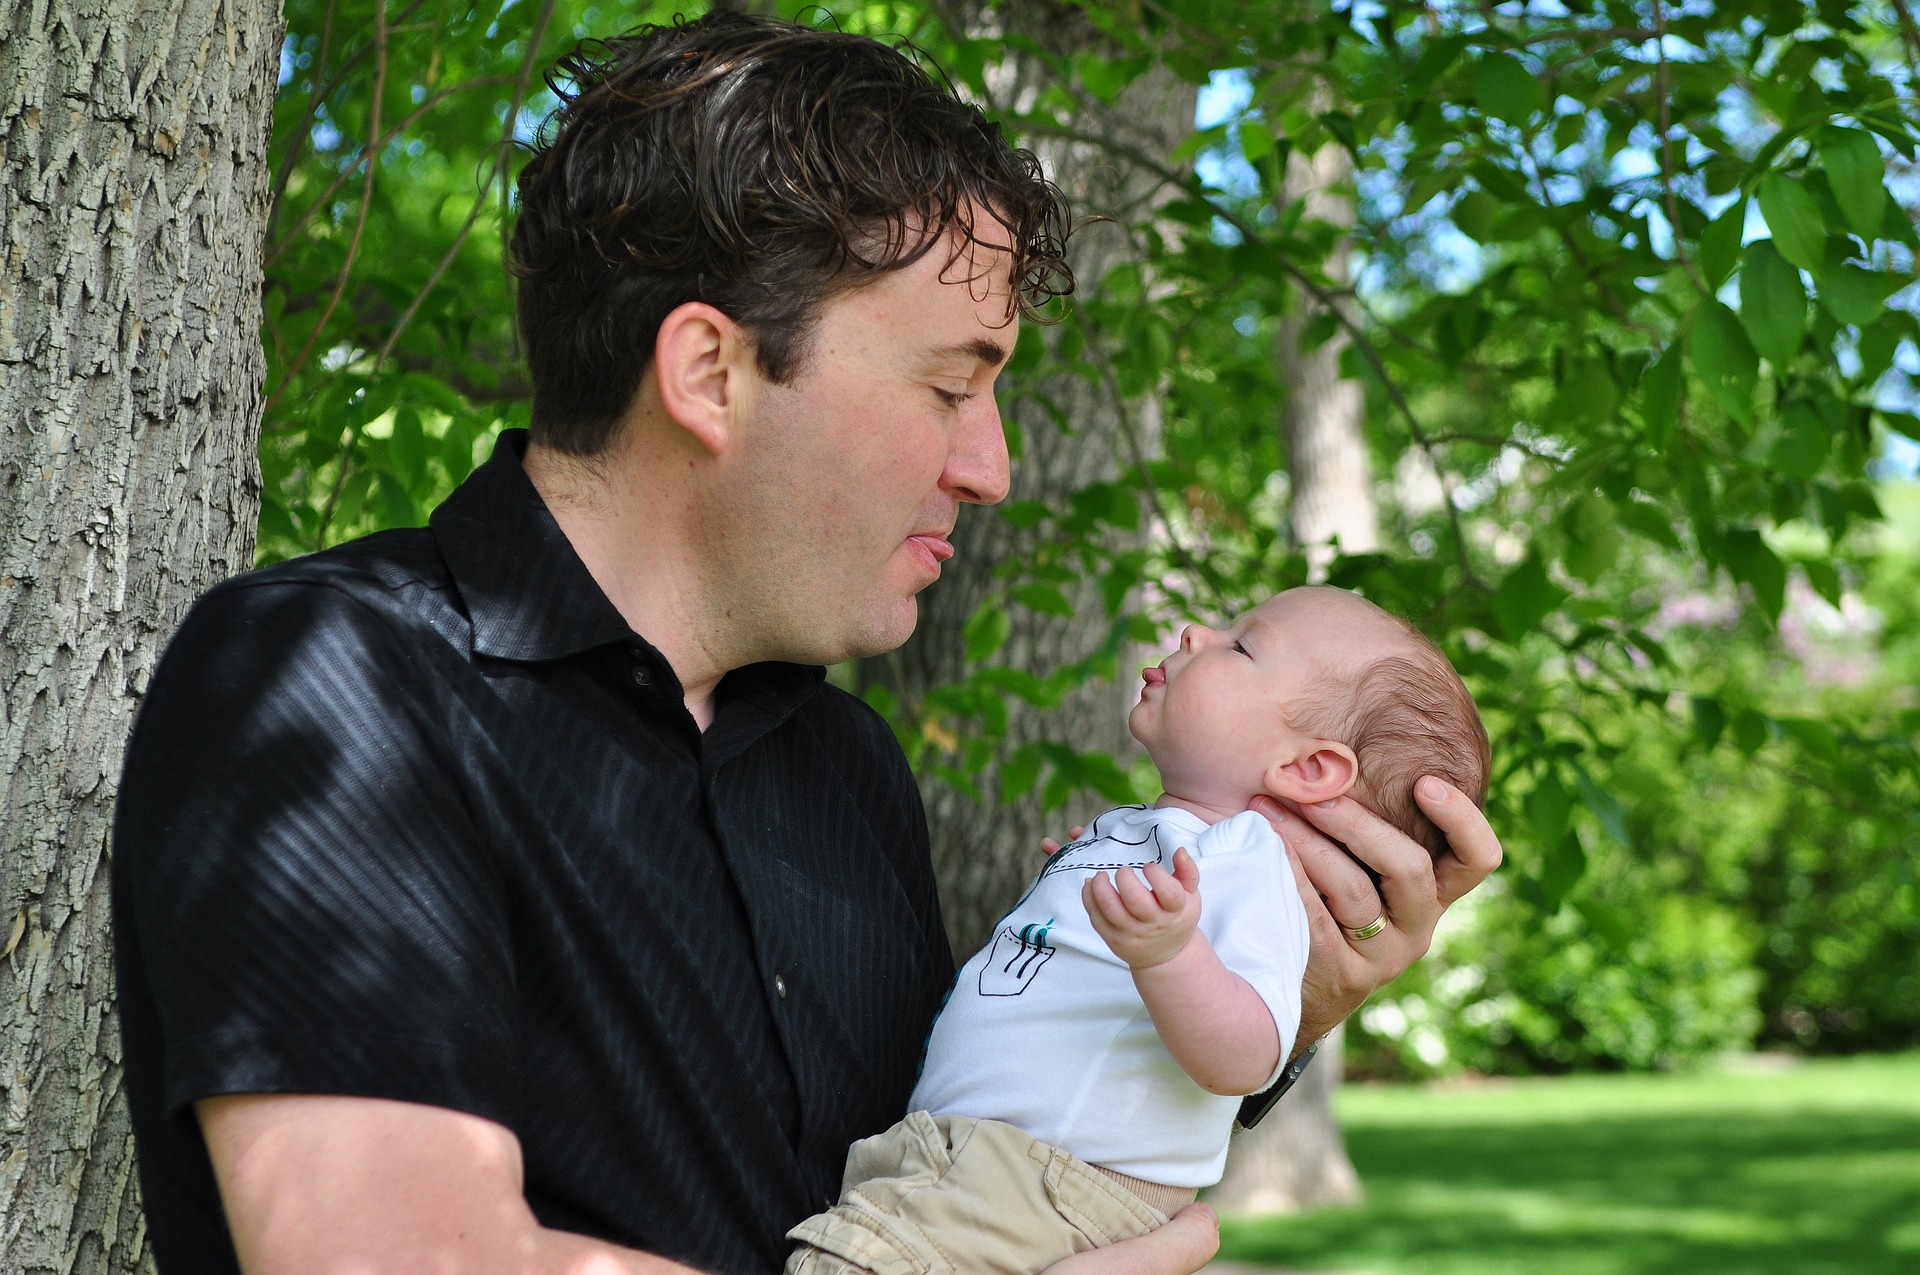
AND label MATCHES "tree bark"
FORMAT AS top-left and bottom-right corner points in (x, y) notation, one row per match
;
(1211, 136), (1372, 1215)
(864, 2), (1197, 957)
(0, 0), (281, 1268)
(1275, 140), (1377, 567)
